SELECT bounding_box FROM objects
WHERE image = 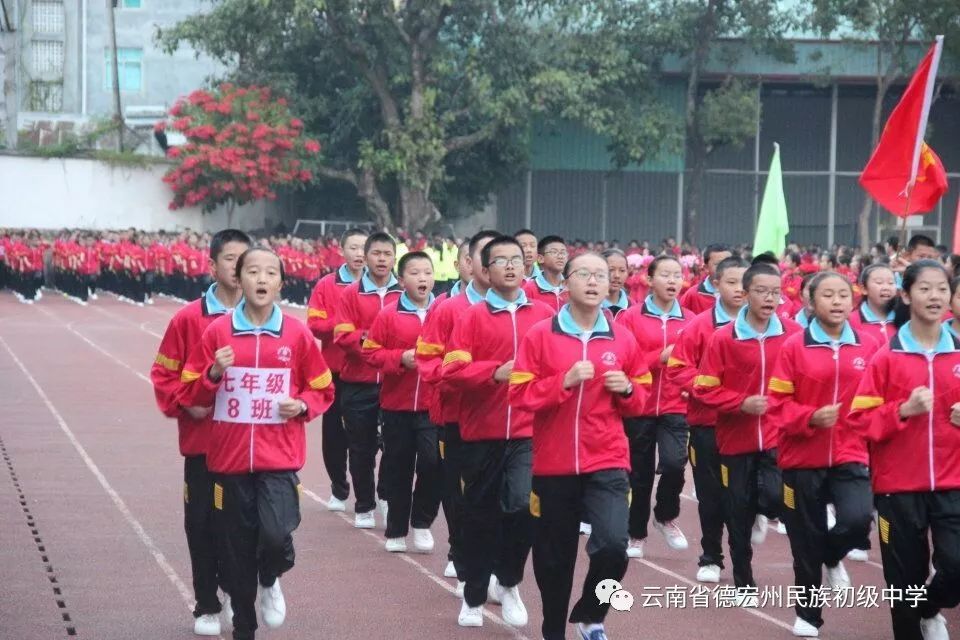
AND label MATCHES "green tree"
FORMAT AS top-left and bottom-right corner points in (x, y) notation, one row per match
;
(159, 0), (679, 232)
(808, 0), (960, 250)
